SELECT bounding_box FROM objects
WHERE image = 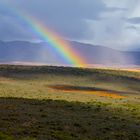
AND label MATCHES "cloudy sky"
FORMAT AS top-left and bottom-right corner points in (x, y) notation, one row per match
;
(0, 0), (140, 50)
